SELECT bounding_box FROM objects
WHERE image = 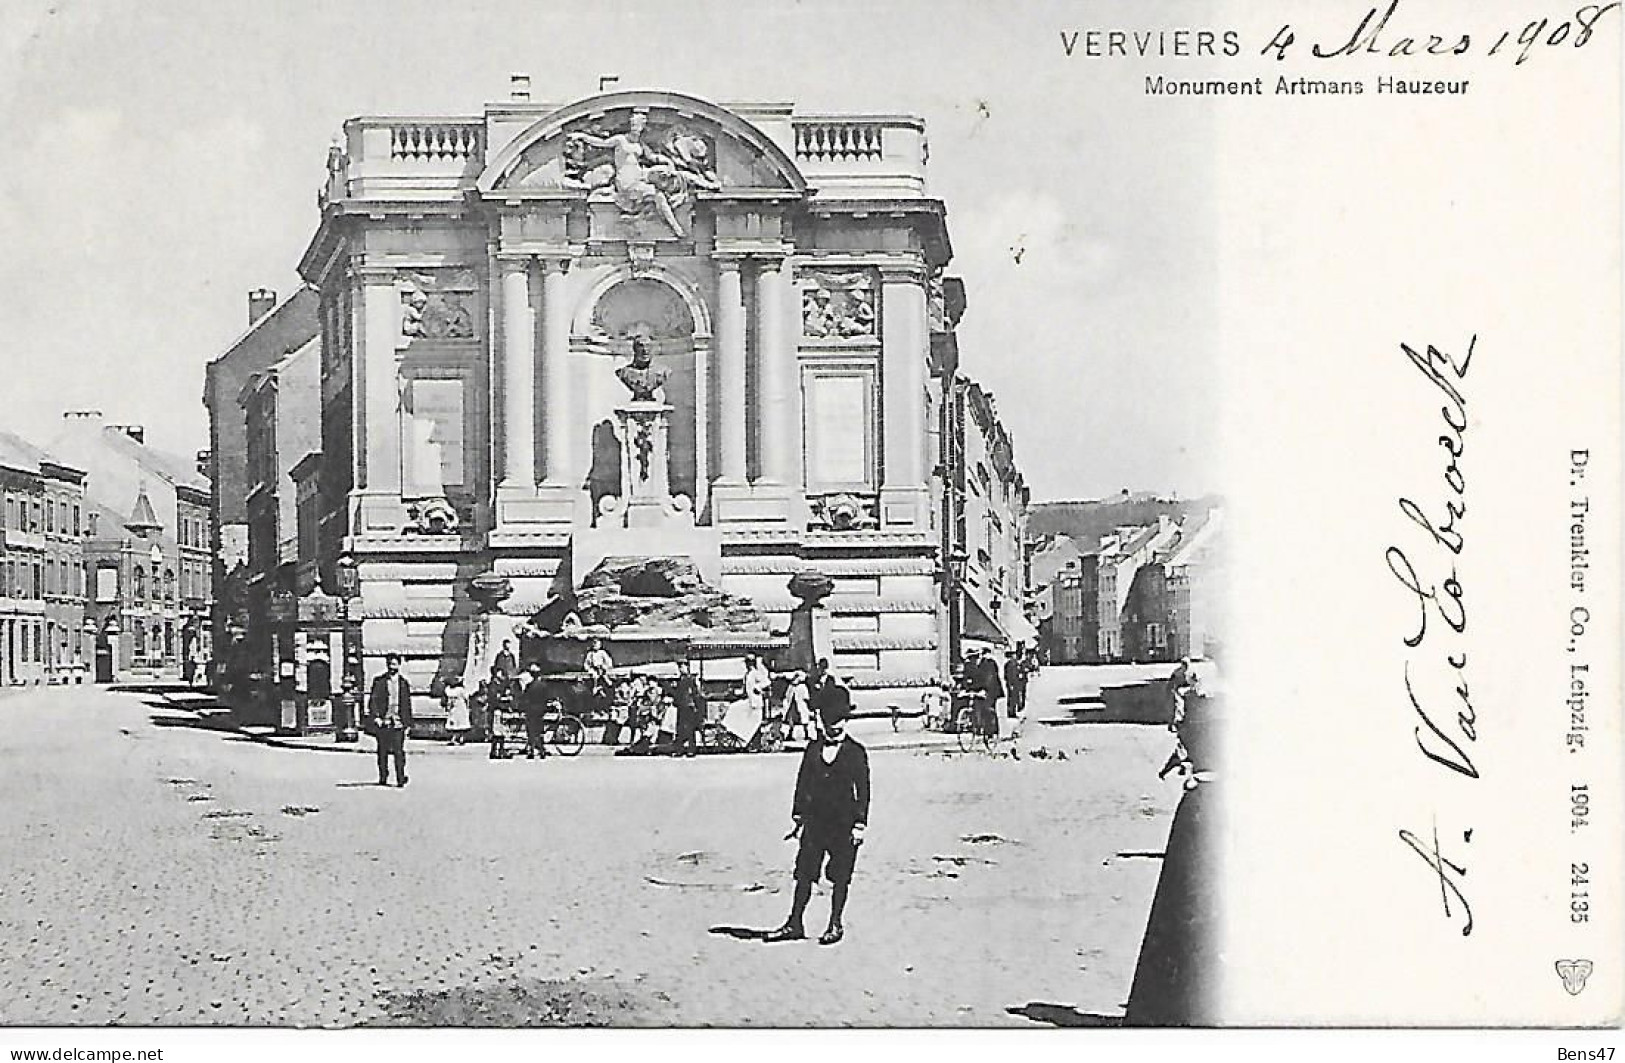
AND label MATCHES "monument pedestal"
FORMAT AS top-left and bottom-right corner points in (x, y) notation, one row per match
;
(571, 400), (721, 587)
(601, 401), (694, 530)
